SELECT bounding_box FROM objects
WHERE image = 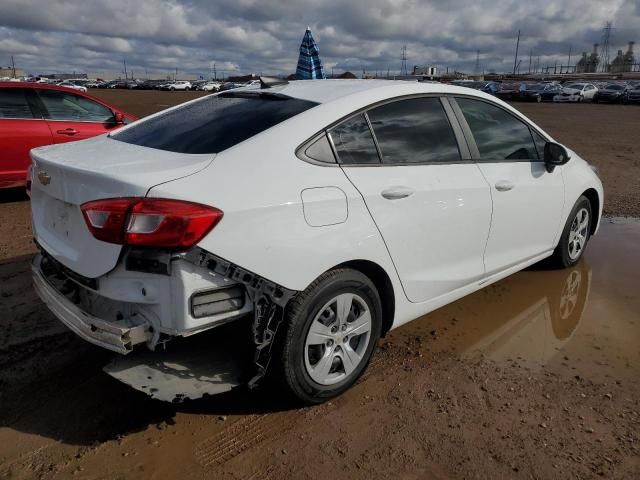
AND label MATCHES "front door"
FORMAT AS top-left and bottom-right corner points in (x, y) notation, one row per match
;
(452, 97), (565, 275)
(35, 88), (119, 143)
(330, 97), (492, 303)
(0, 87), (53, 188)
